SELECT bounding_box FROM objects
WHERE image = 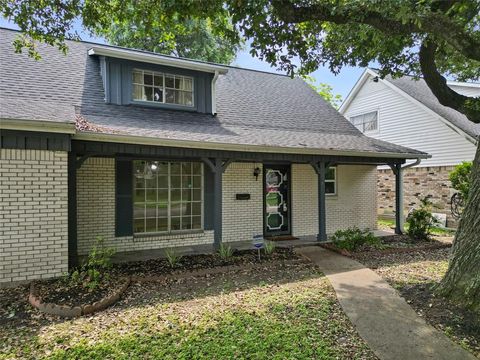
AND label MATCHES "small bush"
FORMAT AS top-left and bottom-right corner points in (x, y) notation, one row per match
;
(165, 248), (183, 268)
(69, 236), (115, 290)
(406, 197), (439, 241)
(449, 161), (472, 201)
(264, 241), (276, 255)
(218, 243), (234, 261)
(331, 227), (379, 252)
